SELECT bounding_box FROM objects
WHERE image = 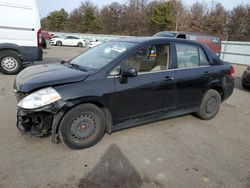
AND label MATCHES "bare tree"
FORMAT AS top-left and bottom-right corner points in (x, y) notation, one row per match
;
(170, 0), (188, 31)
(123, 0), (148, 36)
(187, 2), (207, 33)
(205, 3), (228, 39)
(228, 4), (250, 41)
(99, 3), (124, 34)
